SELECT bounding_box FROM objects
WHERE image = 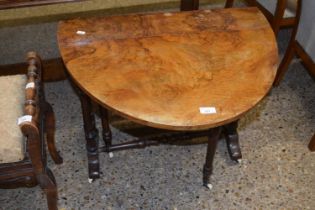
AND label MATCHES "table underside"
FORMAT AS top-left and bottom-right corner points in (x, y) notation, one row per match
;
(74, 85), (242, 187)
